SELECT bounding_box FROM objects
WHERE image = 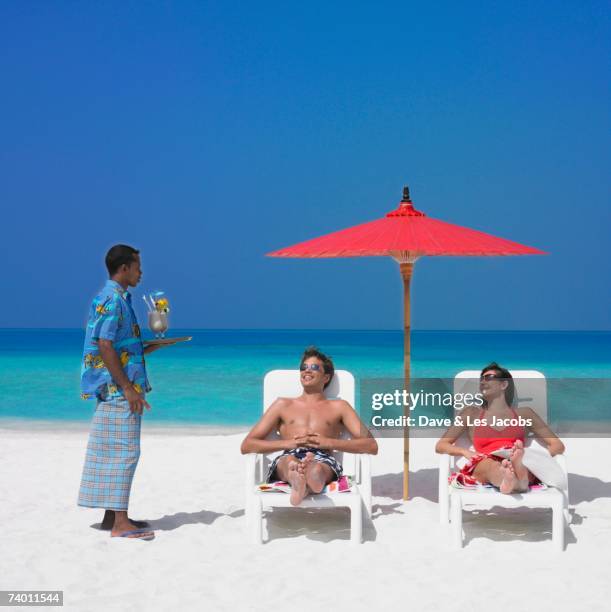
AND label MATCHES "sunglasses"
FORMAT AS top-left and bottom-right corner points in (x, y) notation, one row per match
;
(300, 363), (322, 372)
(480, 373), (503, 381)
